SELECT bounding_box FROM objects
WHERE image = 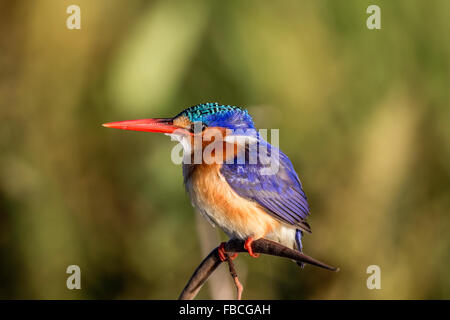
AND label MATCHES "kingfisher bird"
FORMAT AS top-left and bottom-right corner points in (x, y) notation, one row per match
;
(103, 103), (311, 265)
